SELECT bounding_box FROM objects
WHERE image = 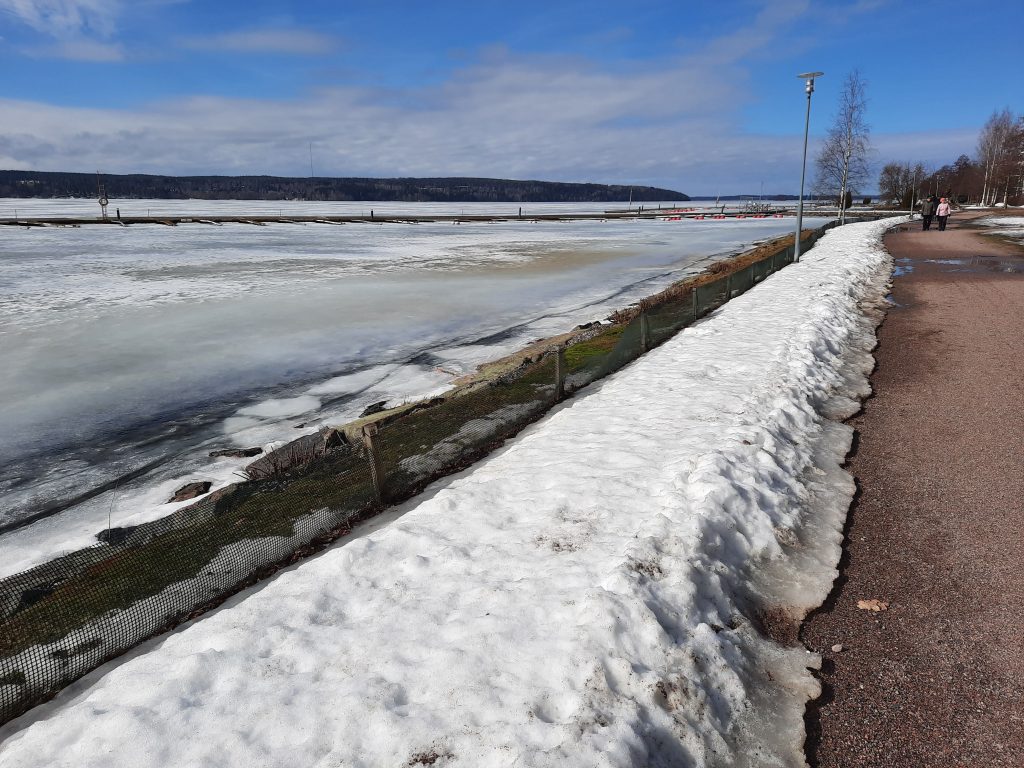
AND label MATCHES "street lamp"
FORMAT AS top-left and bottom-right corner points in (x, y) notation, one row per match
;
(910, 166), (919, 217)
(794, 71), (823, 263)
